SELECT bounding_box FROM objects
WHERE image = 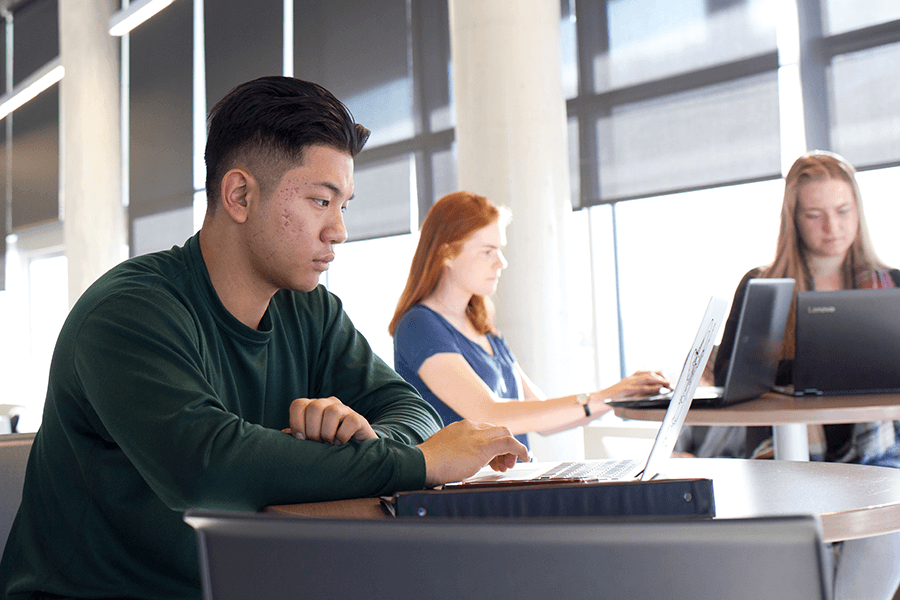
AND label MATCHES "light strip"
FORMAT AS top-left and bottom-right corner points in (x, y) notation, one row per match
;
(109, 0), (175, 37)
(0, 57), (64, 121)
(283, 0), (294, 76)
